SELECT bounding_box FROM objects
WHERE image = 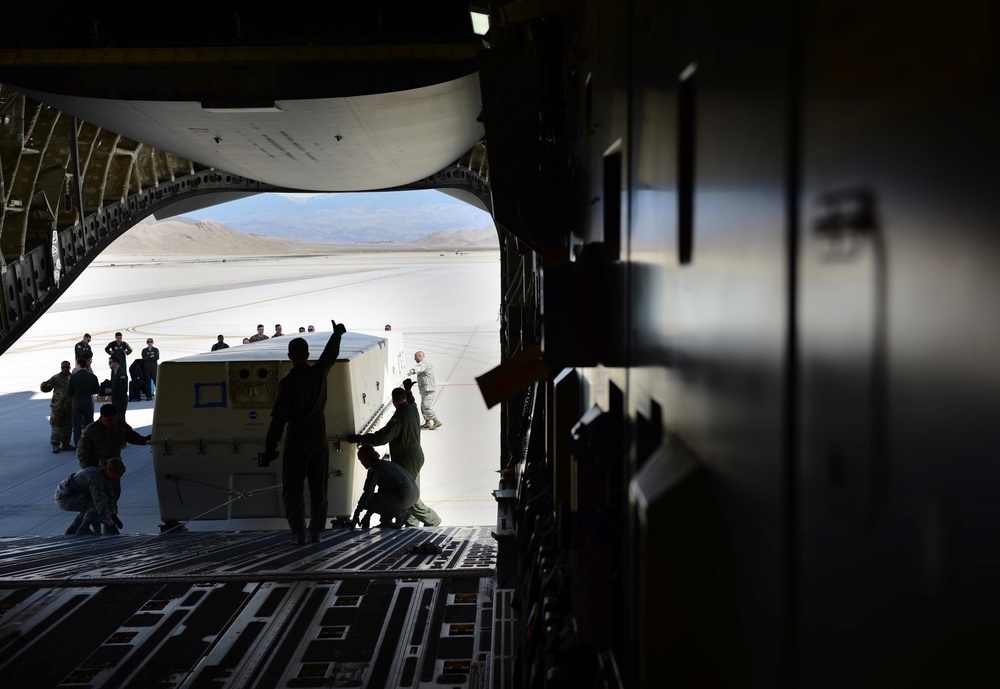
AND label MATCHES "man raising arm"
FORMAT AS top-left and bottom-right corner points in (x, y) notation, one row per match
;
(262, 319), (347, 544)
